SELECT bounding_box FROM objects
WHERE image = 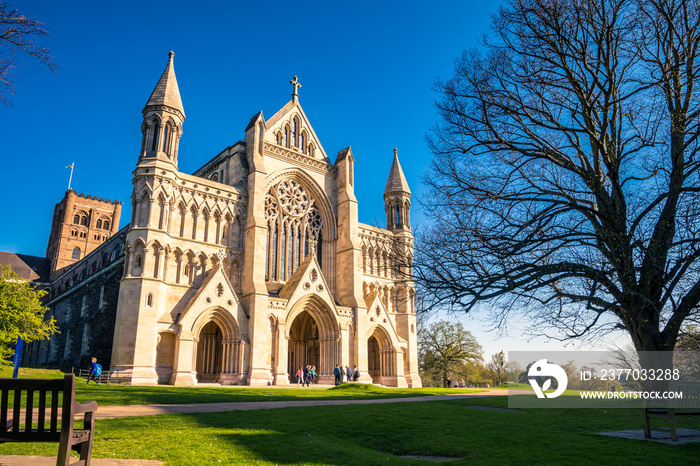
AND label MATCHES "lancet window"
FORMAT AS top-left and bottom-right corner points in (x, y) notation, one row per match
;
(264, 179), (323, 282)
